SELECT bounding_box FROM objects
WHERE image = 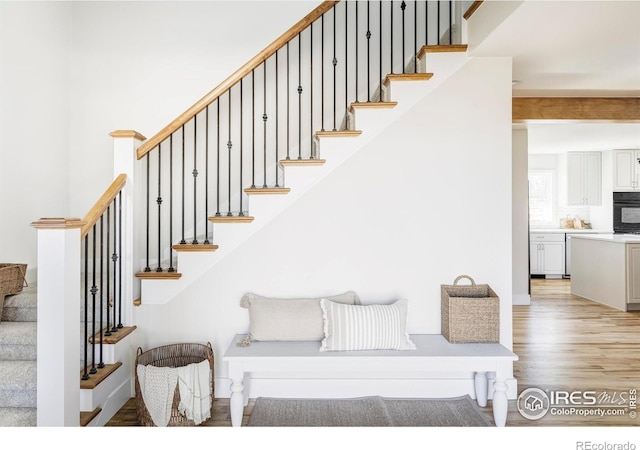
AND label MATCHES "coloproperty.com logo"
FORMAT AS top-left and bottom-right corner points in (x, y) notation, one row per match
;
(517, 387), (637, 421)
